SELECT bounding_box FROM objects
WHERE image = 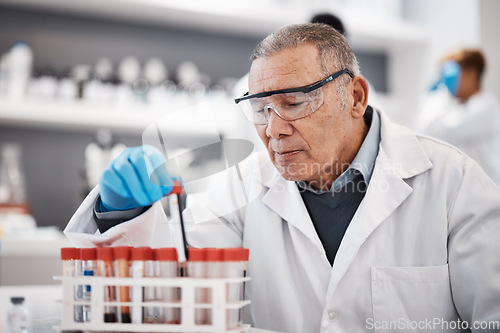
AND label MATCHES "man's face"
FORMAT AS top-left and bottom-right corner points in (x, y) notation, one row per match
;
(248, 44), (362, 189)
